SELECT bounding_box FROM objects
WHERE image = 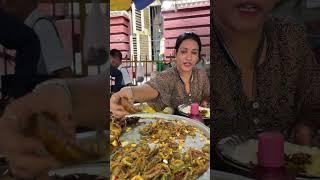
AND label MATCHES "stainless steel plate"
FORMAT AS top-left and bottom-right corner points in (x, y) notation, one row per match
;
(113, 113), (210, 180)
(49, 131), (108, 177)
(217, 134), (320, 179)
(177, 104), (210, 119)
